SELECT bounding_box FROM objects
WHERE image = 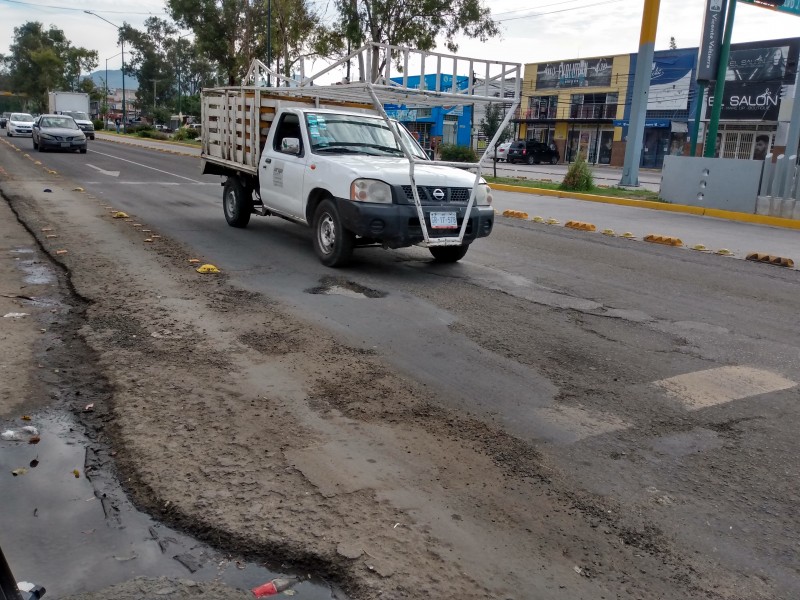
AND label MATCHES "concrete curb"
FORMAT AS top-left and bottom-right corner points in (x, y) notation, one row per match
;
(94, 133), (200, 157)
(490, 183), (800, 231)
